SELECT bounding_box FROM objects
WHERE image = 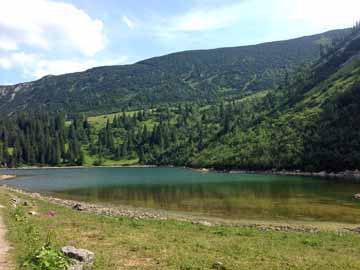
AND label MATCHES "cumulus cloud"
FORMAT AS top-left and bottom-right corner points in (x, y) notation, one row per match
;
(0, 0), (106, 56)
(0, 52), (37, 70)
